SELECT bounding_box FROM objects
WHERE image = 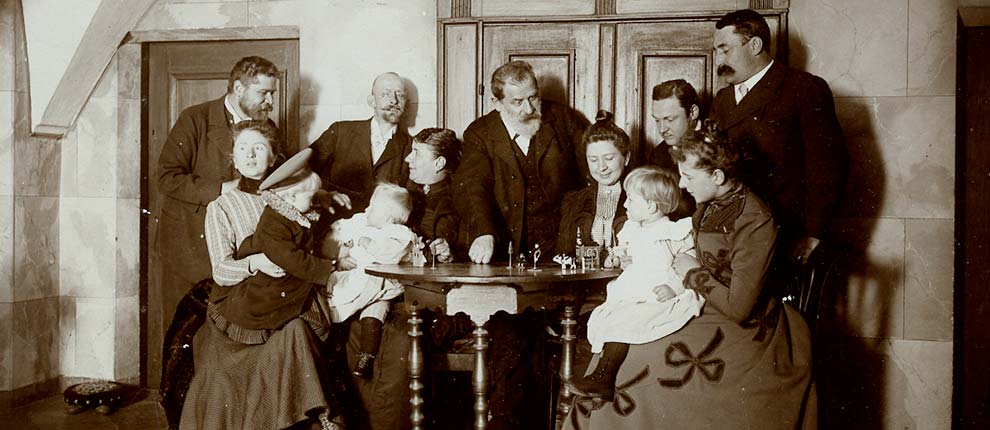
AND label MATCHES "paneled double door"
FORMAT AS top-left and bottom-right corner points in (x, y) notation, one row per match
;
(439, 13), (784, 163)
